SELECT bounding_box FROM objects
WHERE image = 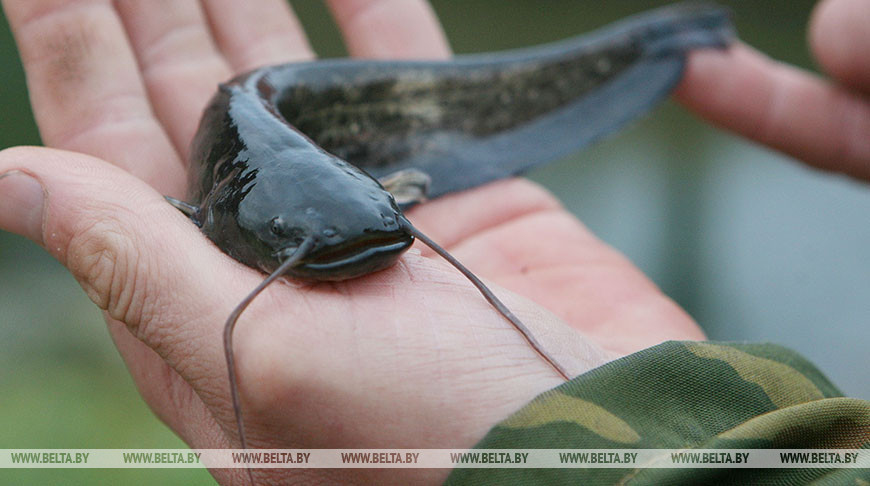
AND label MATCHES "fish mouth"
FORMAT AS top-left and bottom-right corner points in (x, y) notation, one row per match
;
(286, 232), (414, 281)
